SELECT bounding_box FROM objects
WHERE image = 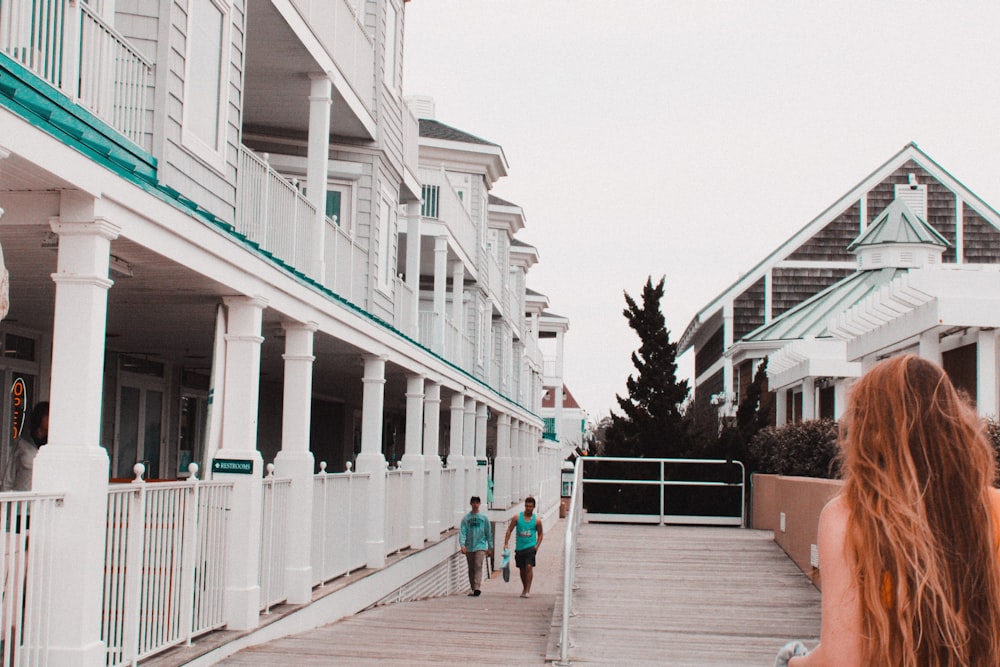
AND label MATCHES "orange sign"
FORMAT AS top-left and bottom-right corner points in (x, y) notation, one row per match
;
(10, 378), (25, 441)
